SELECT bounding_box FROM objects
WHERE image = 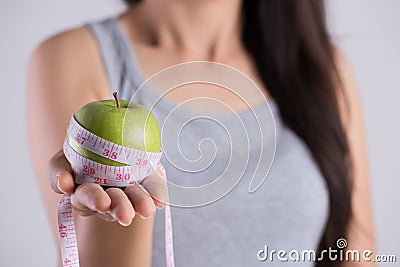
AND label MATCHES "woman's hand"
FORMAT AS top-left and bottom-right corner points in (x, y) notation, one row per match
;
(47, 149), (168, 226)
